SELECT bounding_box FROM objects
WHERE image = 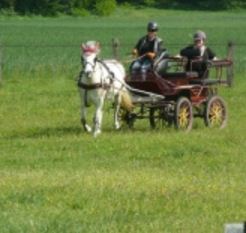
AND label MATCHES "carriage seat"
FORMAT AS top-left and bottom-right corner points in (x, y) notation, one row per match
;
(161, 71), (199, 79)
